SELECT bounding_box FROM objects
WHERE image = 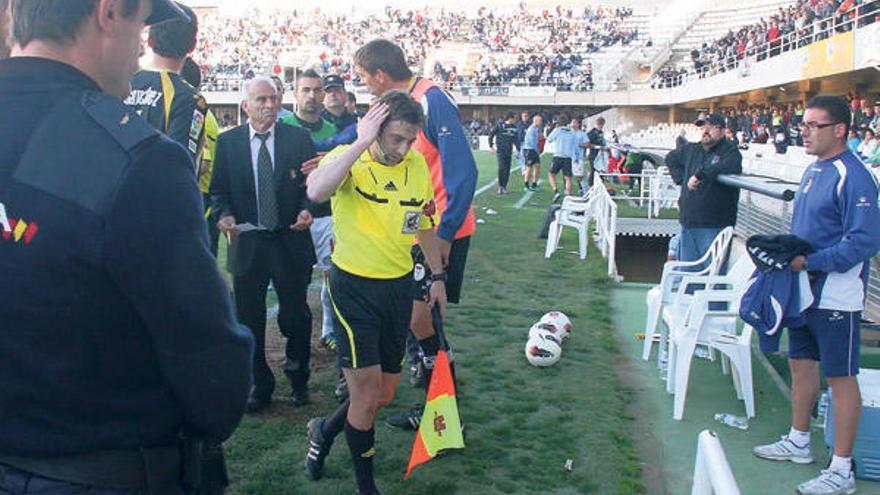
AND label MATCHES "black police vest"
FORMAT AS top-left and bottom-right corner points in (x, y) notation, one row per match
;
(14, 91), (159, 215)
